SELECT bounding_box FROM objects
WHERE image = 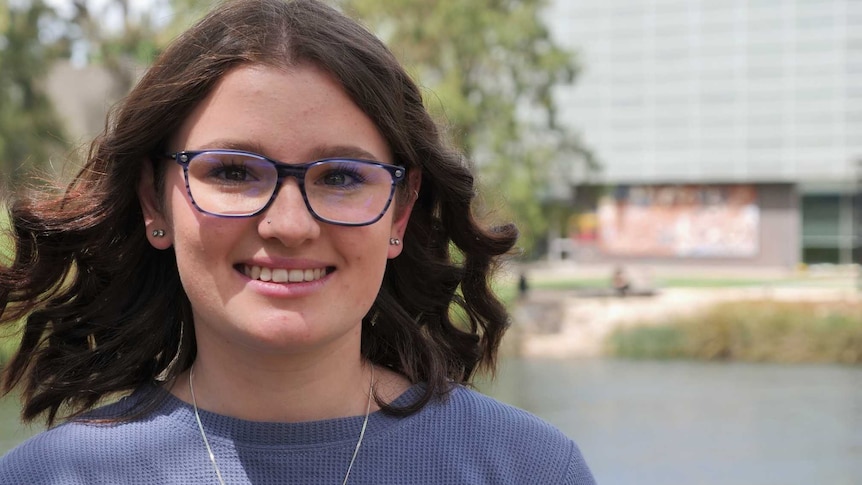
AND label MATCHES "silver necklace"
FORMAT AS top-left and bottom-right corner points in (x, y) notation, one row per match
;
(189, 365), (375, 485)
